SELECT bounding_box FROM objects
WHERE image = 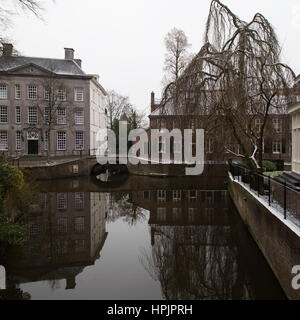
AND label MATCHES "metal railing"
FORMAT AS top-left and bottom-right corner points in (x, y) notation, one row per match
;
(1, 149), (101, 163)
(229, 162), (300, 229)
